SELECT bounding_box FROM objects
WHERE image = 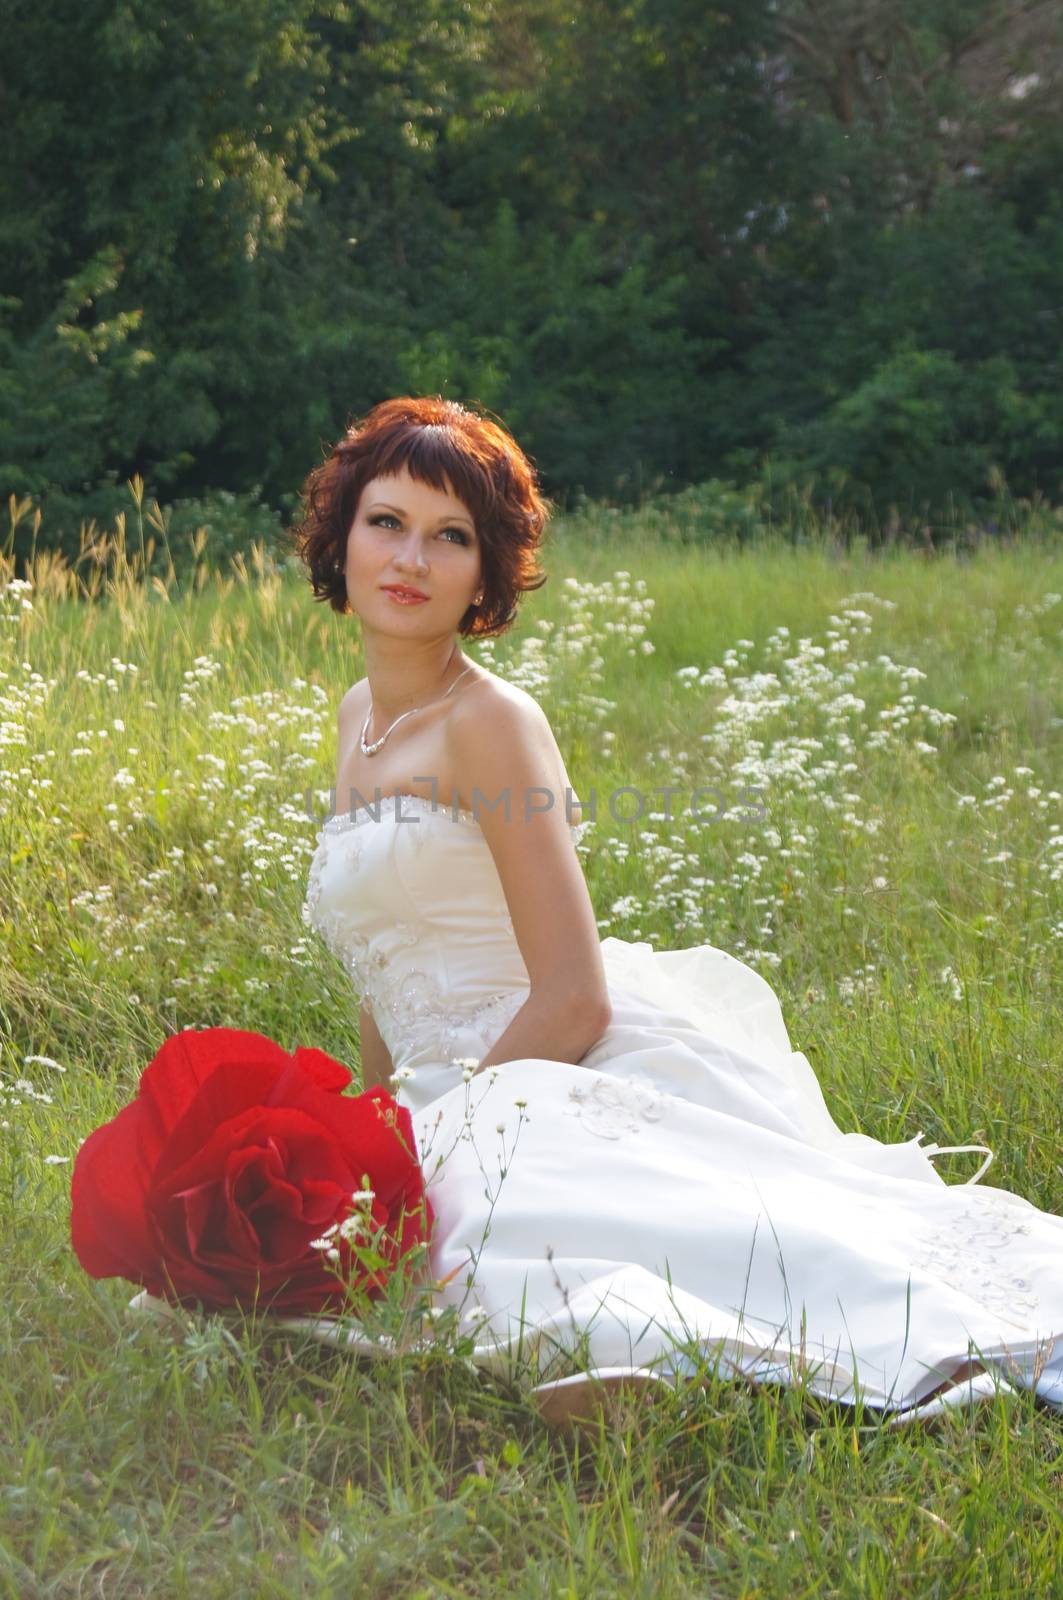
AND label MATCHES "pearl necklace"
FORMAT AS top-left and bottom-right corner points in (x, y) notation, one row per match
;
(360, 659), (476, 756)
